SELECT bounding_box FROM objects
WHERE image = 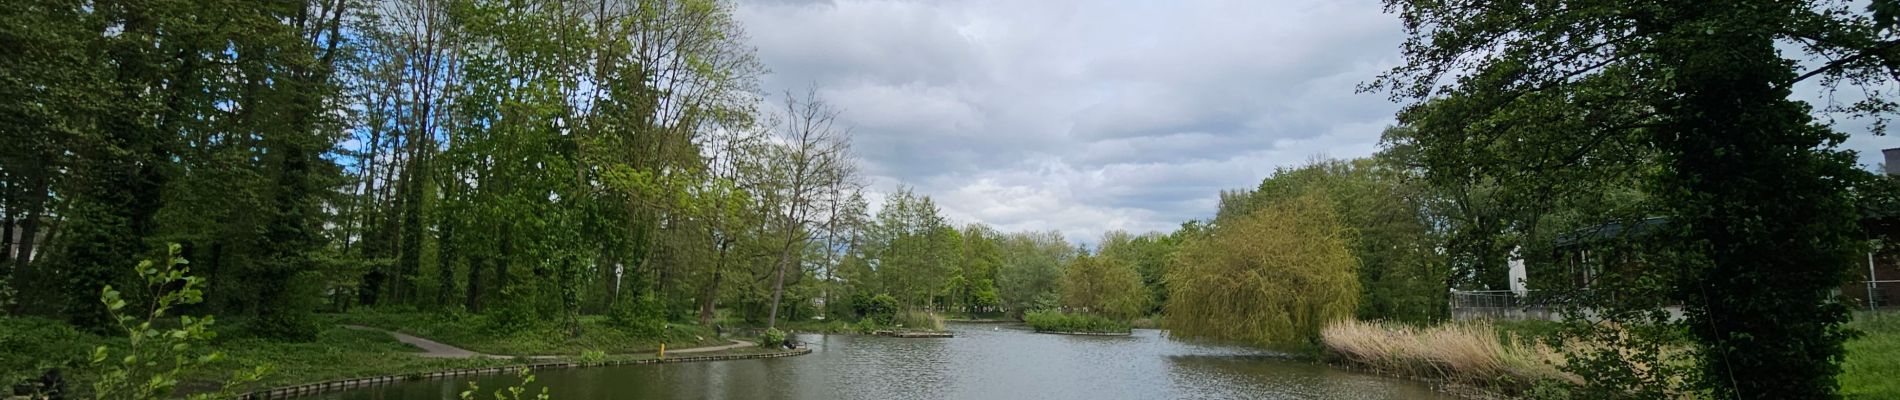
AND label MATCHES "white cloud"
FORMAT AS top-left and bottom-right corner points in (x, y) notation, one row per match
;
(737, 0), (1900, 243)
